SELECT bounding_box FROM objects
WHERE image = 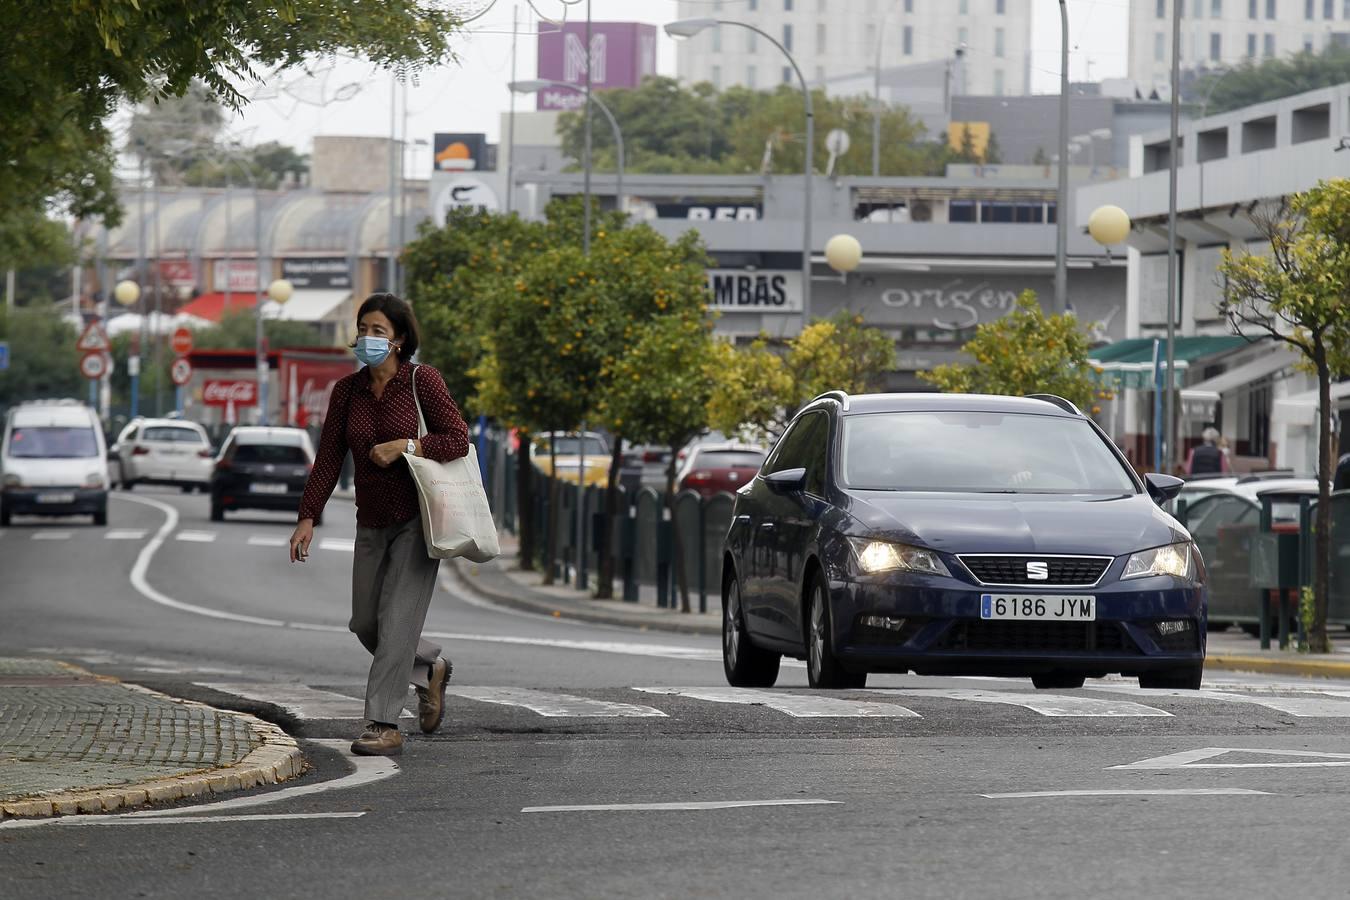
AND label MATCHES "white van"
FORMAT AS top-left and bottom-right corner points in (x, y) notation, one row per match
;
(0, 400), (109, 526)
